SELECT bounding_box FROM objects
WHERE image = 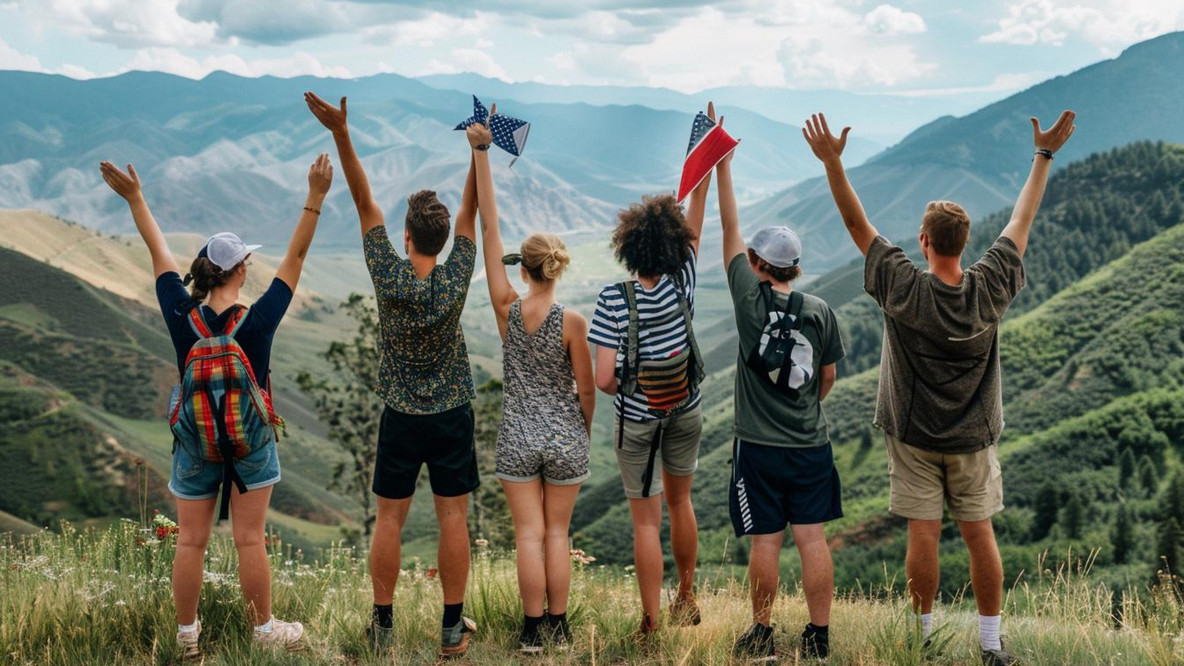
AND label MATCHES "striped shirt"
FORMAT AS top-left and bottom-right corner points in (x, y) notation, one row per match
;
(588, 253), (699, 421)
